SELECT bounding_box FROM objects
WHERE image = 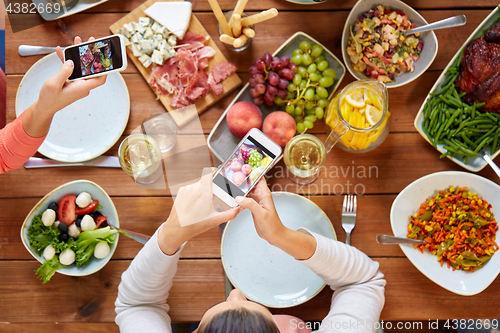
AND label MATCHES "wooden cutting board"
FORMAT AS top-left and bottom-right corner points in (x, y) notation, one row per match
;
(109, 0), (242, 127)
